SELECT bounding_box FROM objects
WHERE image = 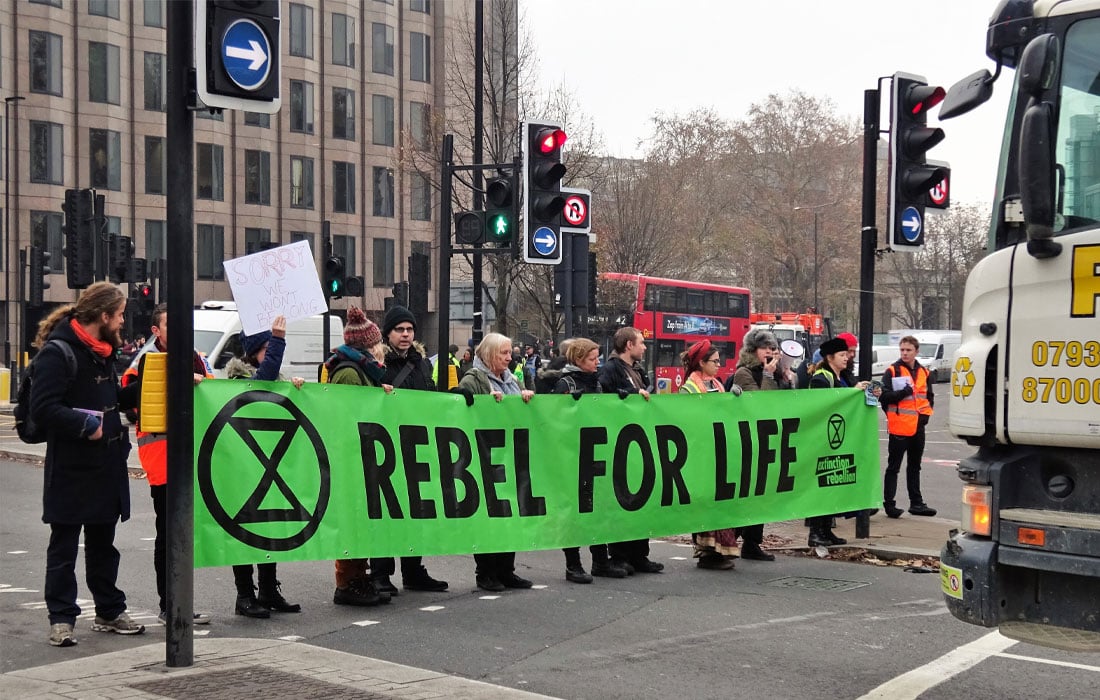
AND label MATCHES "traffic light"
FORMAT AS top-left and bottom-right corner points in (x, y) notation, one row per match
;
(454, 211), (485, 246)
(63, 188), (94, 289)
(195, 1), (282, 113)
(888, 72), (947, 251)
(29, 246), (51, 307)
(392, 281), (410, 308)
(485, 174), (515, 249)
(522, 121), (568, 264)
(108, 236), (134, 283)
(323, 255), (346, 298)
